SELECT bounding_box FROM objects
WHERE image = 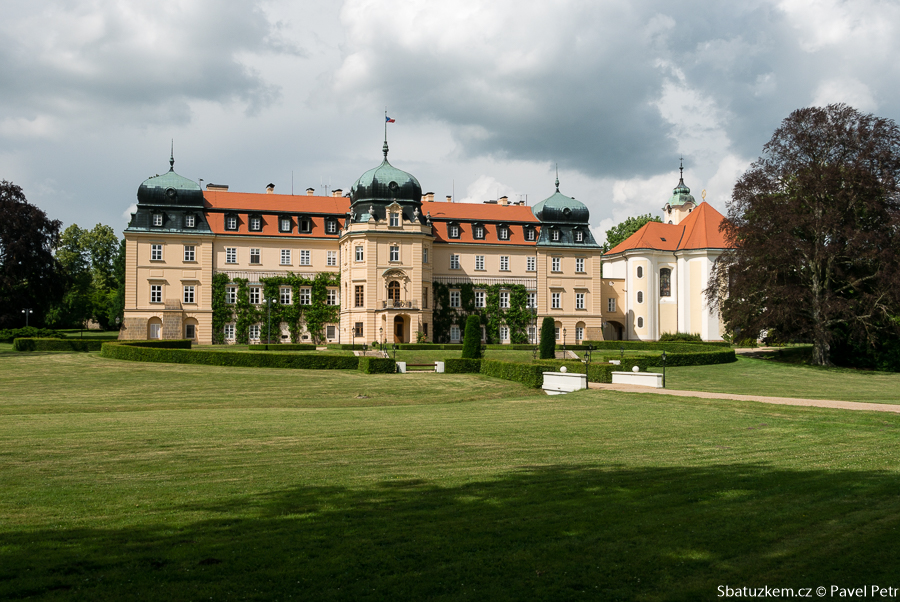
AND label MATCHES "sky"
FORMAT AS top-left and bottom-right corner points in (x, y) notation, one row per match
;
(2, 0), (898, 245)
